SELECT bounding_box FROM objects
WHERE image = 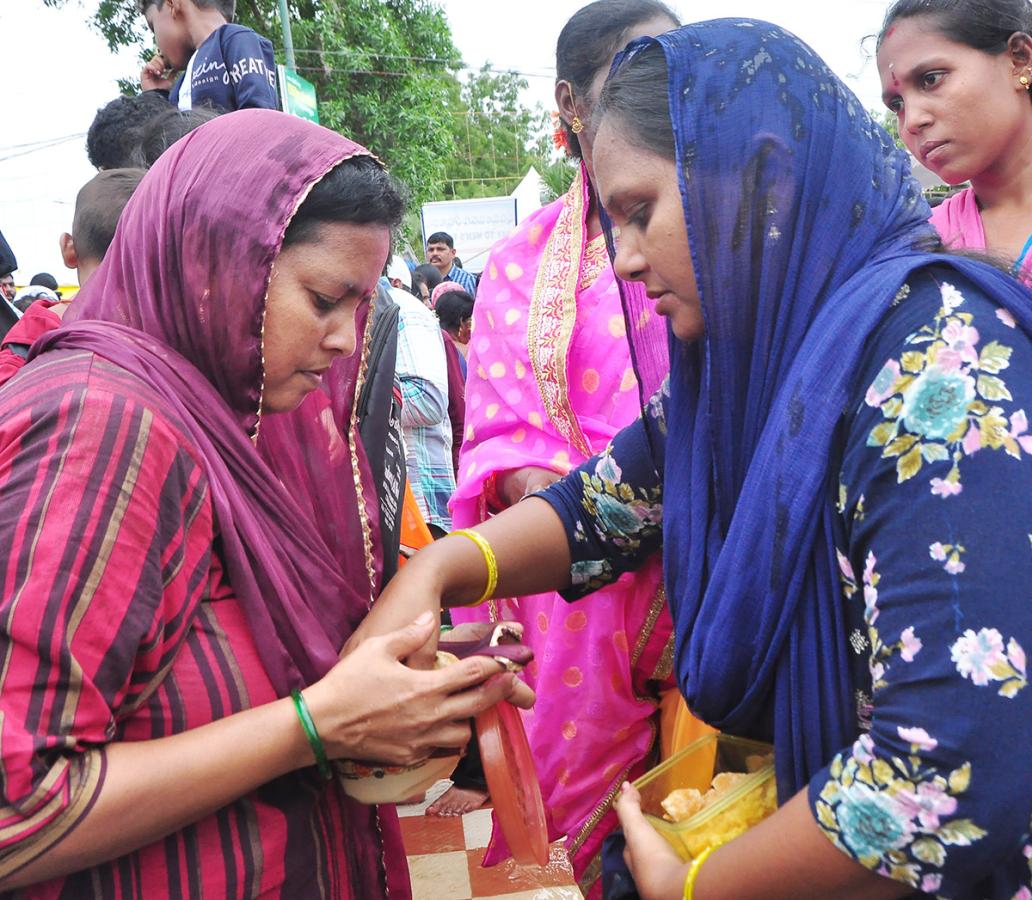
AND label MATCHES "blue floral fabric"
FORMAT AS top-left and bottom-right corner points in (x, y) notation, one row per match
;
(541, 267), (1032, 898)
